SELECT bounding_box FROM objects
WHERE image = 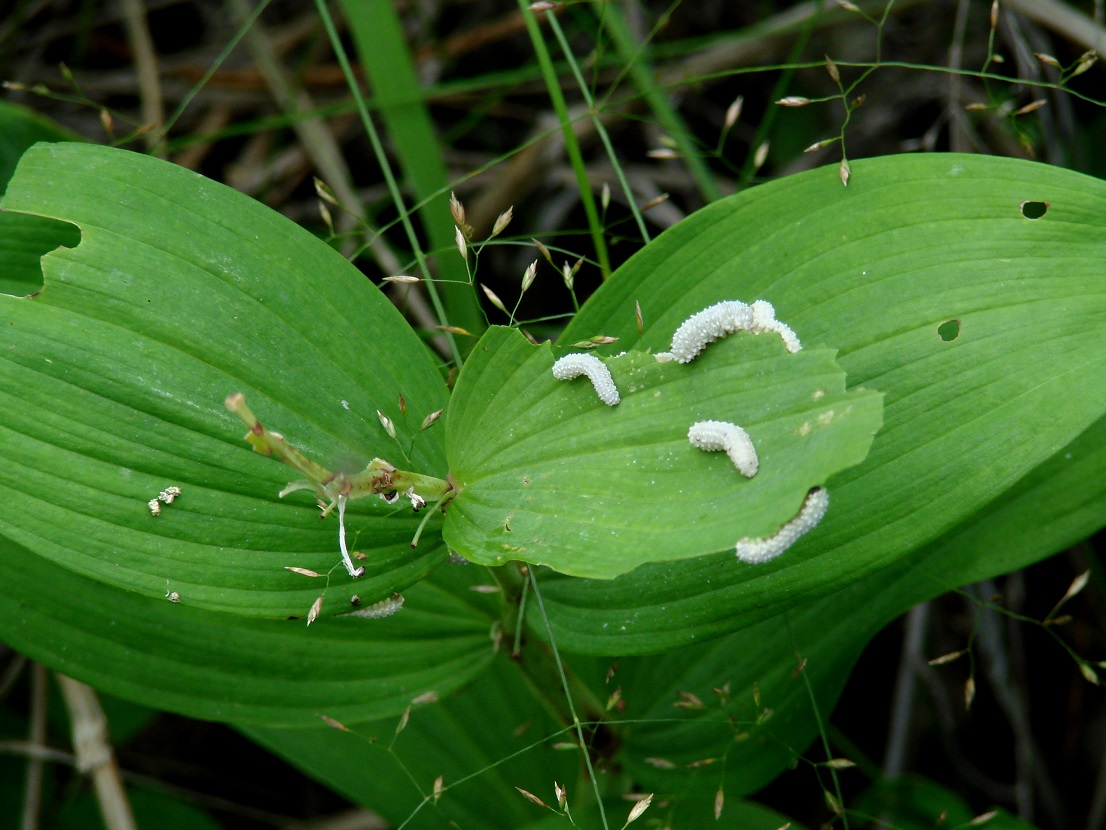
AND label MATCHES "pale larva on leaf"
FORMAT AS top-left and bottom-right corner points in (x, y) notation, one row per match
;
(687, 420), (759, 478)
(551, 353), (620, 406)
(735, 487), (829, 564)
(342, 592), (405, 620)
(668, 299), (801, 363)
